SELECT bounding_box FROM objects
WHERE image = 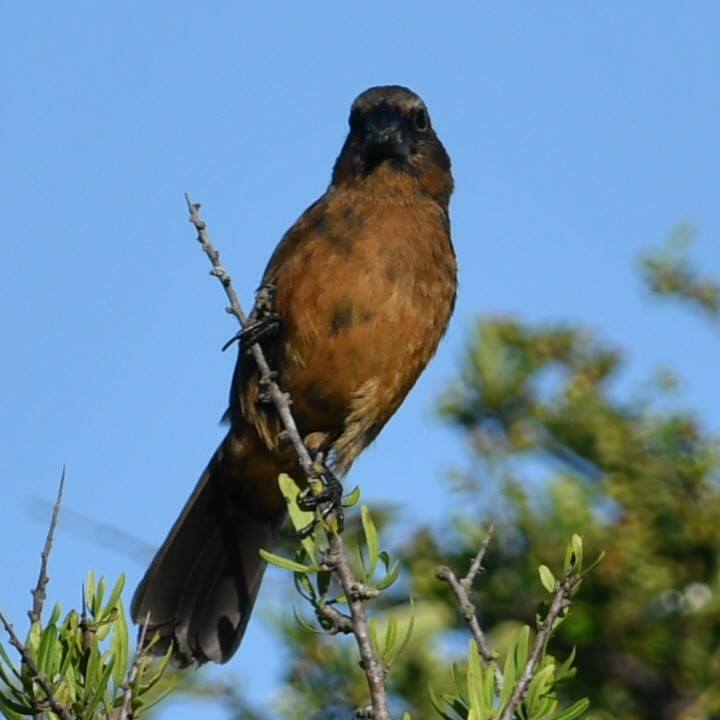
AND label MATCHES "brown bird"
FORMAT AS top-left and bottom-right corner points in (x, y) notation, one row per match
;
(131, 85), (456, 665)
